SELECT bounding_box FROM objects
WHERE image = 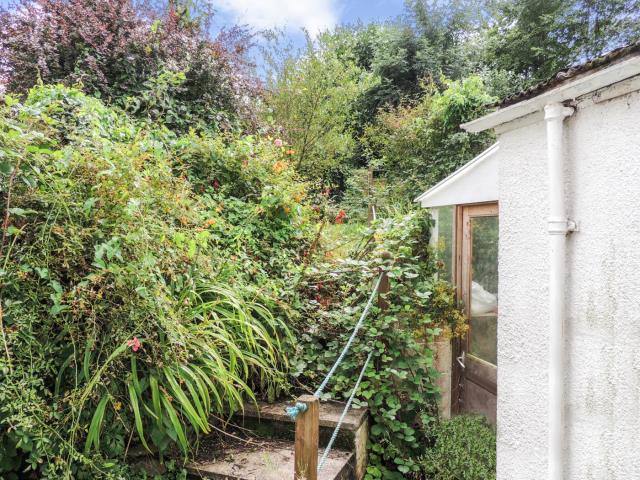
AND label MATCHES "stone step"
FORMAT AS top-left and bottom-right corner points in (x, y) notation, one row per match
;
(232, 400), (368, 479)
(186, 438), (355, 480)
